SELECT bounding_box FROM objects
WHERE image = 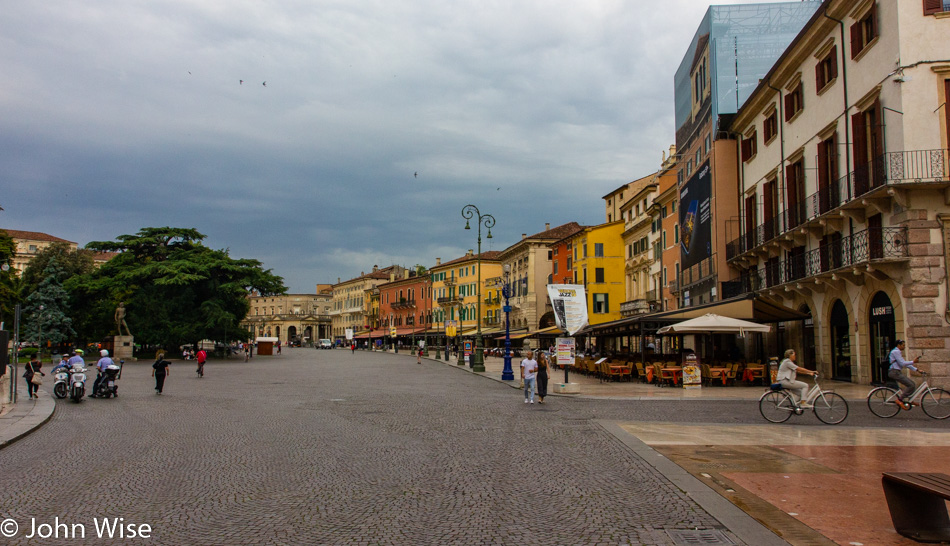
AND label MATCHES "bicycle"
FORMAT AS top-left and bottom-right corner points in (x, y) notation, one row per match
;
(866, 371), (950, 419)
(758, 374), (849, 424)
